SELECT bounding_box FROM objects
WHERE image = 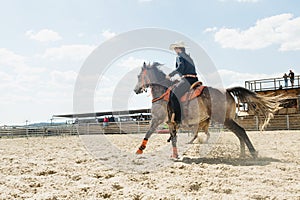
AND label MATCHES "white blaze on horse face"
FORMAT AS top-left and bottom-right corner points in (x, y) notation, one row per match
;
(134, 70), (144, 94)
(134, 78), (142, 94)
